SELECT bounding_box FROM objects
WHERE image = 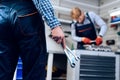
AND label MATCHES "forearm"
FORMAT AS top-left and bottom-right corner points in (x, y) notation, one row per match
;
(72, 35), (82, 42)
(32, 0), (61, 29)
(98, 24), (107, 37)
